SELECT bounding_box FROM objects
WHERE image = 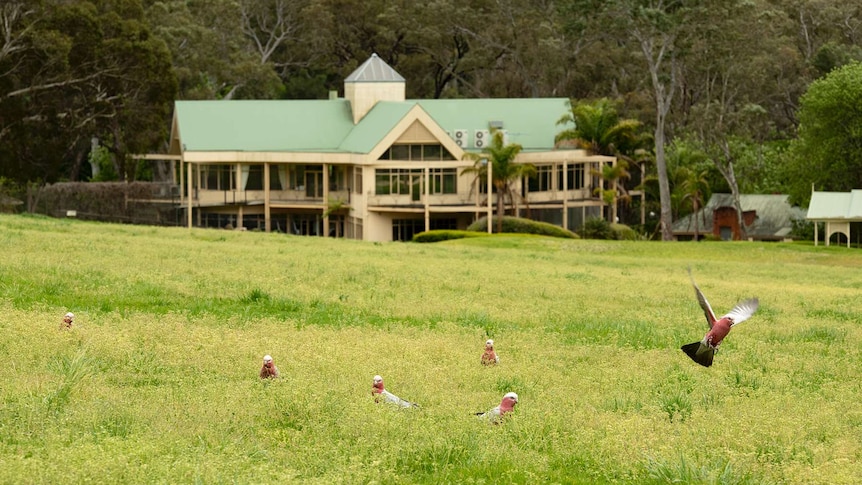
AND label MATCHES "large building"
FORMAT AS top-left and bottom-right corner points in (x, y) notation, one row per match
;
(164, 54), (616, 241)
